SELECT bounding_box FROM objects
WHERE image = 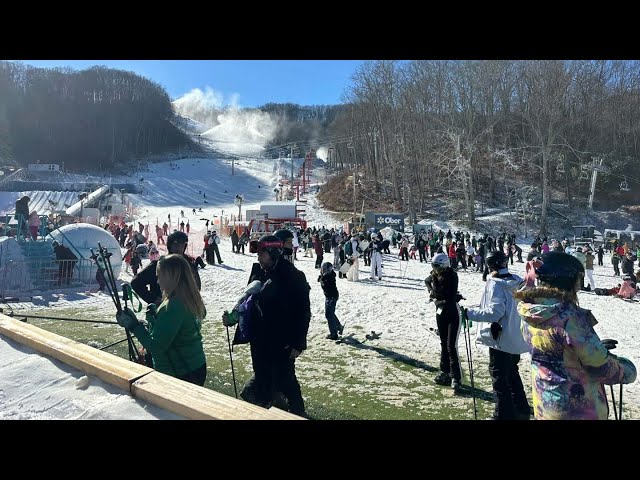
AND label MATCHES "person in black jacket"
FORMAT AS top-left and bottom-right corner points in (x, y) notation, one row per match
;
(319, 262), (343, 340)
(227, 235), (310, 416)
(131, 231), (201, 305)
(52, 240), (77, 285)
(621, 252), (636, 277)
(597, 245), (604, 266)
(15, 195), (30, 239)
(425, 252), (463, 393)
